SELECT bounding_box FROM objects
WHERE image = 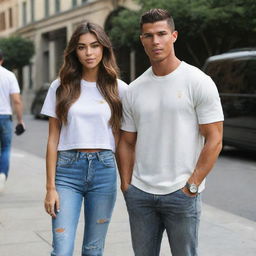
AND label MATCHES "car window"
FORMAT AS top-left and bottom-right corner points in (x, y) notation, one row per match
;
(205, 57), (256, 94)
